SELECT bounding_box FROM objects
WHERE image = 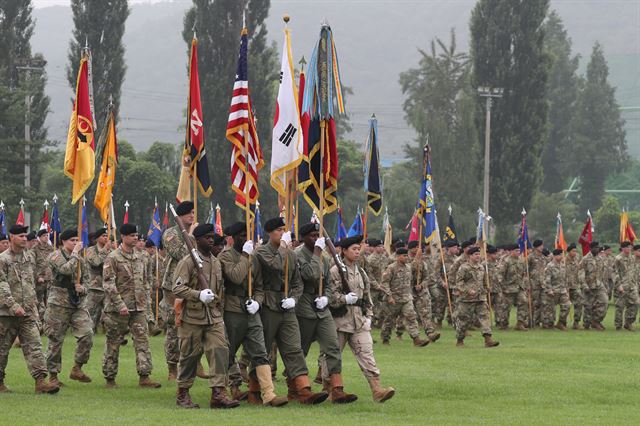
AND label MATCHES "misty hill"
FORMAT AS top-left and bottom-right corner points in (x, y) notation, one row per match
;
(32, 0), (640, 162)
